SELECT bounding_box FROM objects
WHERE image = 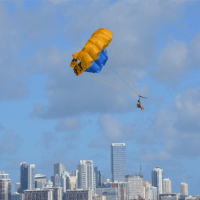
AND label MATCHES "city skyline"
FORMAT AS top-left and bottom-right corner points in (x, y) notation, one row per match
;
(0, 143), (194, 197)
(0, 0), (200, 196)
(0, 163), (193, 199)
